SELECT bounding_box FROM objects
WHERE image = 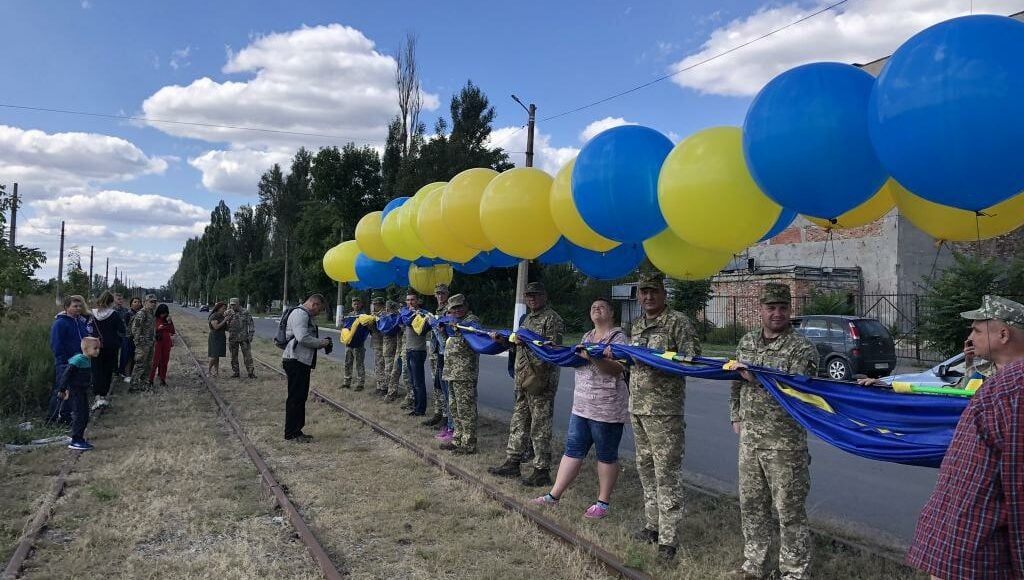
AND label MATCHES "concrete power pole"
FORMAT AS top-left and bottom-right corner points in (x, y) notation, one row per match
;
(104, 257), (109, 289)
(88, 245), (94, 298)
(56, 221), (65, 306)
(3, 183), (17, 307)
(282, 235), (289, 310)
(510, 95), (536, 330)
